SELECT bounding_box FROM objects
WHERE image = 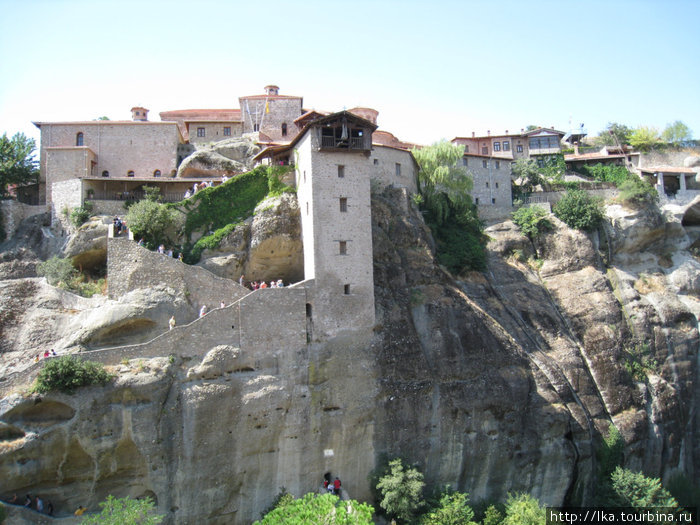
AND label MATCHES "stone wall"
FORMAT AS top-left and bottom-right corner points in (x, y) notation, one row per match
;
(107, 236), (250, 309)
(0, 200), (47, 239)
(91, 200), (129, 218)
(240, 96), (303, 141)
(187, 121), (244, 144)
(369, 145), (418, 193)
(467, 155), (513, 209)
(50, 178), (83, 229)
